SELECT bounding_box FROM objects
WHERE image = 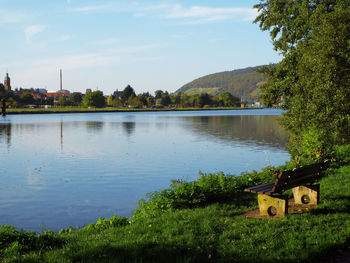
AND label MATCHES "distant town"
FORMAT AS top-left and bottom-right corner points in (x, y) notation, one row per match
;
(0, 70), (262, 111)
